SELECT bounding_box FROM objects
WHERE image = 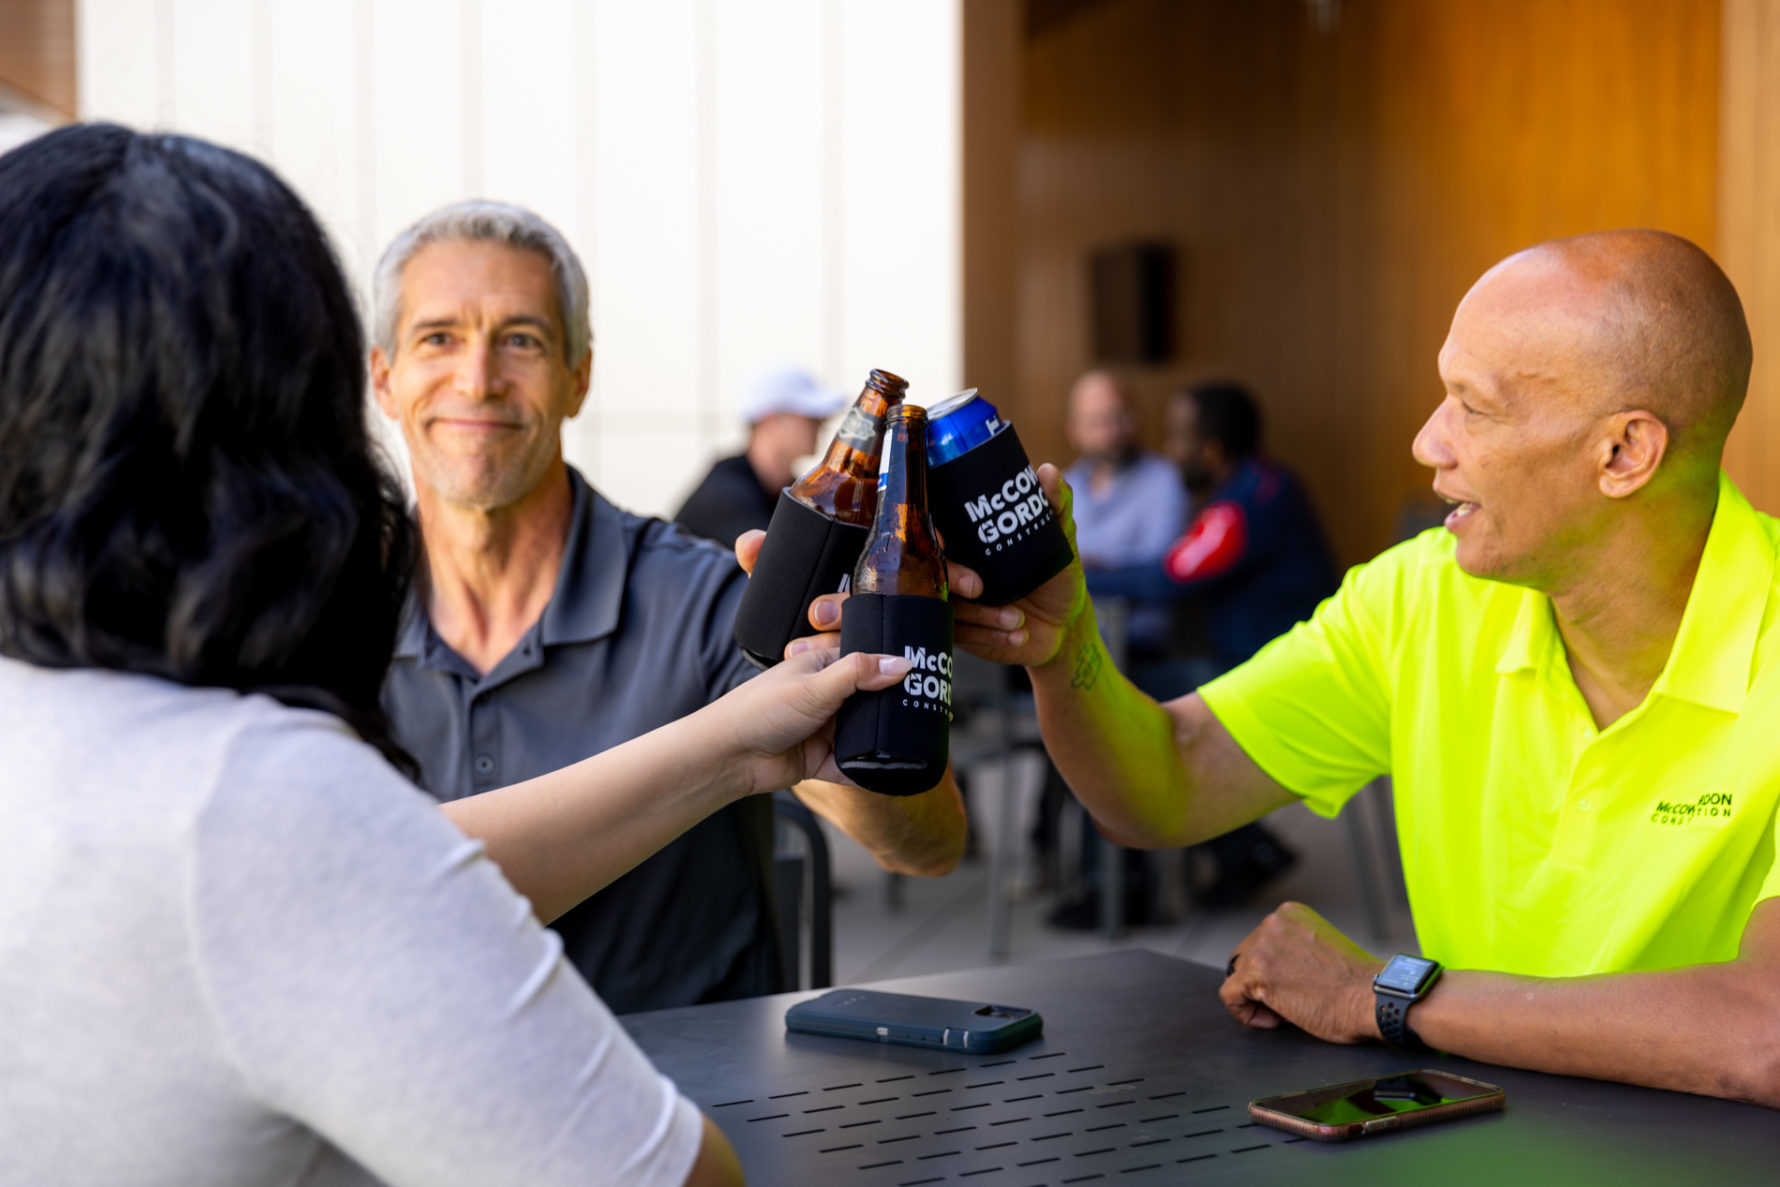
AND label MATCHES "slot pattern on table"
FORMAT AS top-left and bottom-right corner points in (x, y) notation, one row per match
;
(707, 1050), (1304, 1185)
